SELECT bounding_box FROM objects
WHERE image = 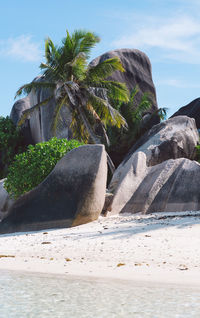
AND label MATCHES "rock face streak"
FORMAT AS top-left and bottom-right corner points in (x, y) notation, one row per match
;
(0, 145), (107, 234)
